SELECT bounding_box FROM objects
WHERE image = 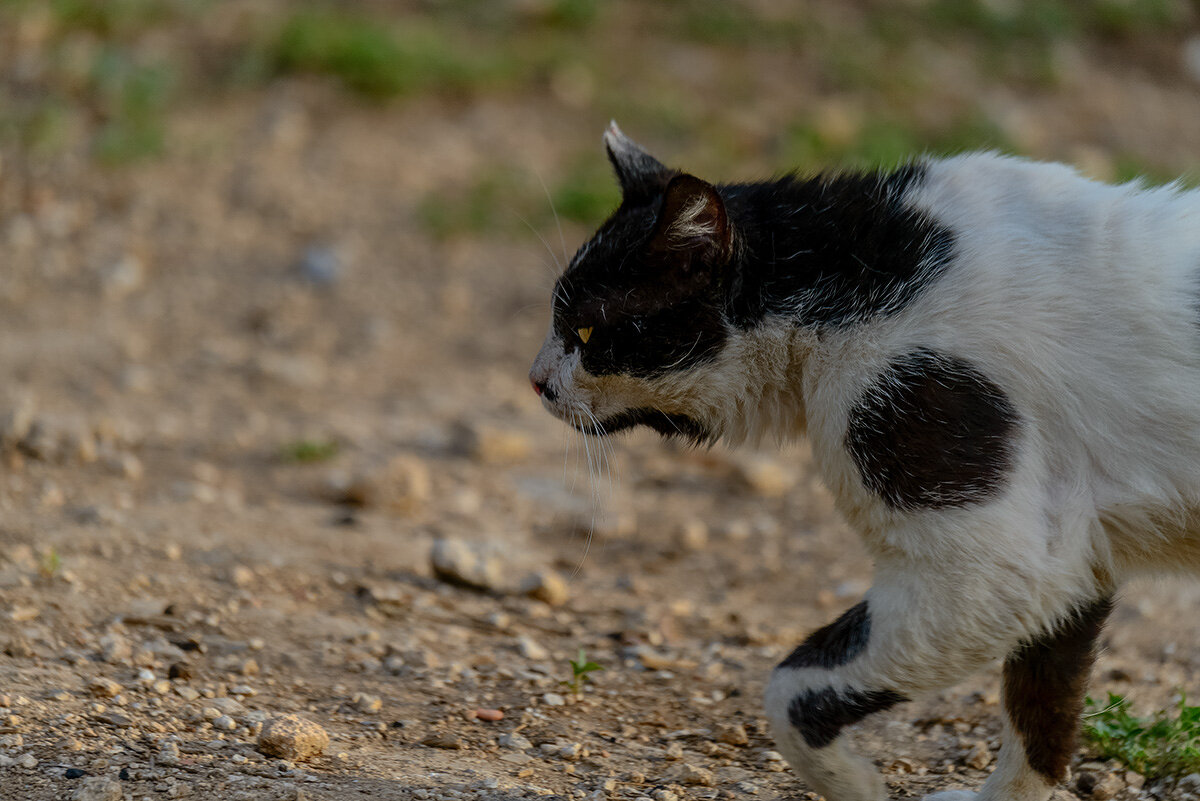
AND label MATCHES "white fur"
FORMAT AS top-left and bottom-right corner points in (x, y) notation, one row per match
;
(533, 153), (1200, 801)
